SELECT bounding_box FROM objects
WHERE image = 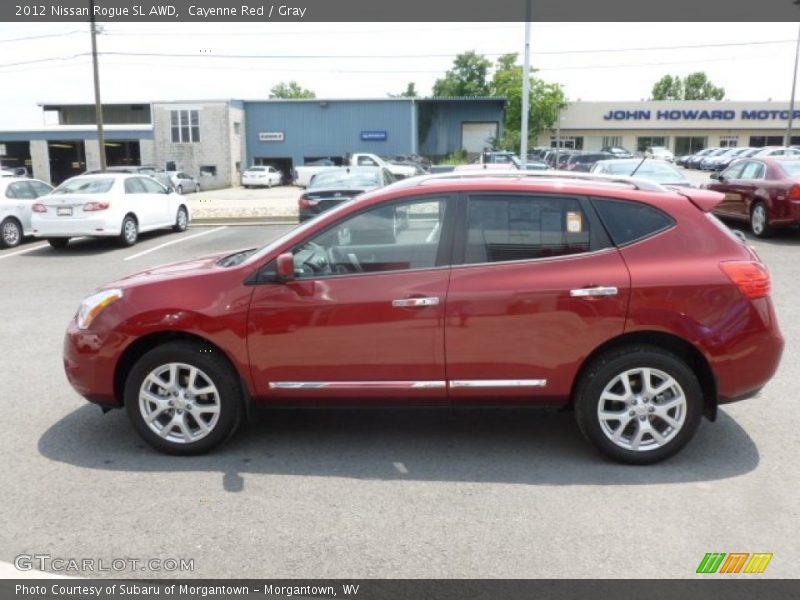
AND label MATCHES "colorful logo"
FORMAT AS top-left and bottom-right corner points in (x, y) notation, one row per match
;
(696, 553), (773, 574)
